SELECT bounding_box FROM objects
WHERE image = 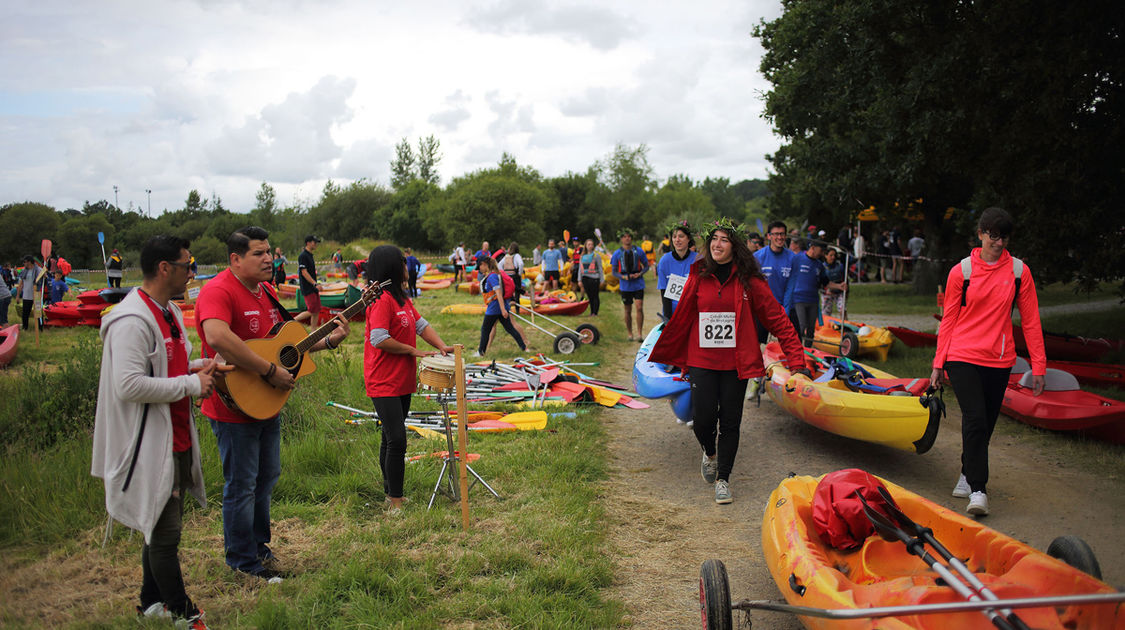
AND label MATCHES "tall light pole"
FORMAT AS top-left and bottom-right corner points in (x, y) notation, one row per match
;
(113, 185), (119, 211)
(145, 189), (152, 216)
